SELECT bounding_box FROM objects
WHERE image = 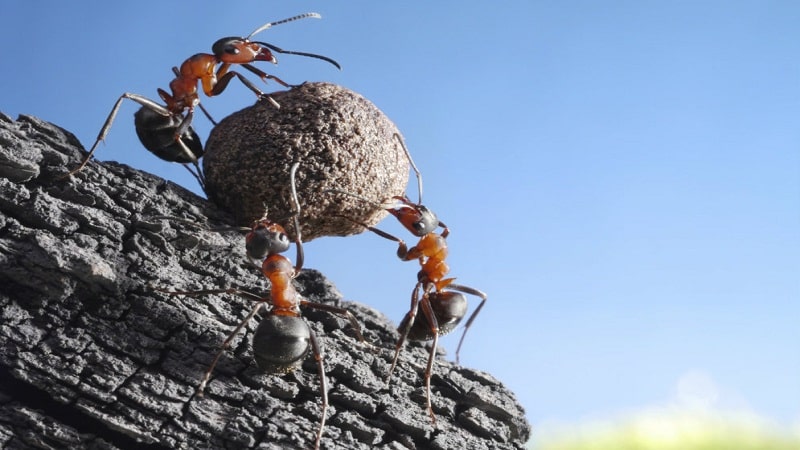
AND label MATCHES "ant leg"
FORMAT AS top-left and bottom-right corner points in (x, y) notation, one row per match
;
(161, 110), (207, 191)
(291, 213), (304, 273)
(173, 109), (195, 146)
(180, 162), (206, 193)
(387, 283), (422, 381)
(288, 162), (304, 273)
(151, 286), (268, 394)
(300, 301), (367, 344)
(198, 301), (266, 395)
(445, 283), (488, 365)
(145, 215), (245, 234)
(196, 101), (217, 126)
(241, 63), (293, 88)
(152, 286), (264, 303)
(307, 327), (328, 450)
(438, 221), (450, 239)
(392, 133), (424, 206)
(213, 71), (281, 108)
(170, 109), (209, 180)
(364, 225), (412, 260)
(419, 294), (440, 424)
(336, 215), (412, 261)
(62, 93), (171, 178)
